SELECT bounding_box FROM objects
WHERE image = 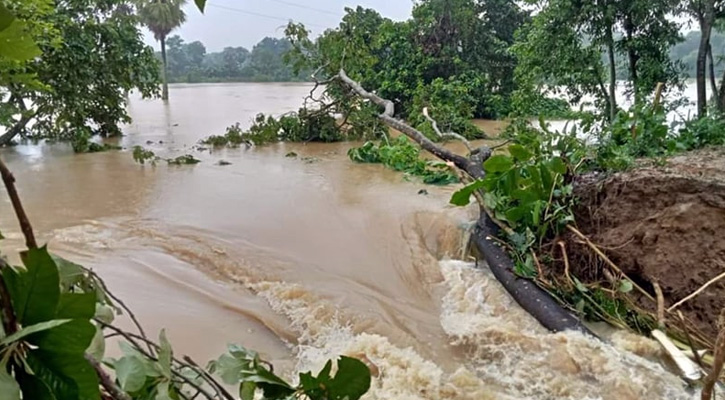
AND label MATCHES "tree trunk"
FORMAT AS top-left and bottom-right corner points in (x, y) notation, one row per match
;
(717, 64), (725, 113)
(624, 18), (640, 104)
(161, 35), (169, 101)
(606, 26), (618, 123)
(0, 114), (32, 146)
(709, 44), (718, 104)
(697, 5), (714, 117)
